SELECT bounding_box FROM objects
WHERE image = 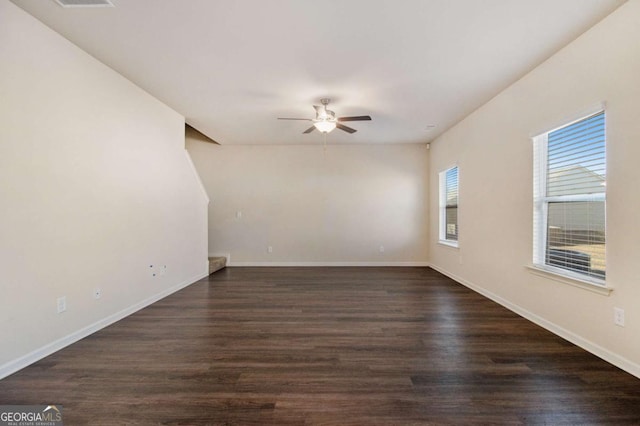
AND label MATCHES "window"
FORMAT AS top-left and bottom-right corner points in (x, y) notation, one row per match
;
(439, 166), (459, 246)
(533, 111), (606, 285)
